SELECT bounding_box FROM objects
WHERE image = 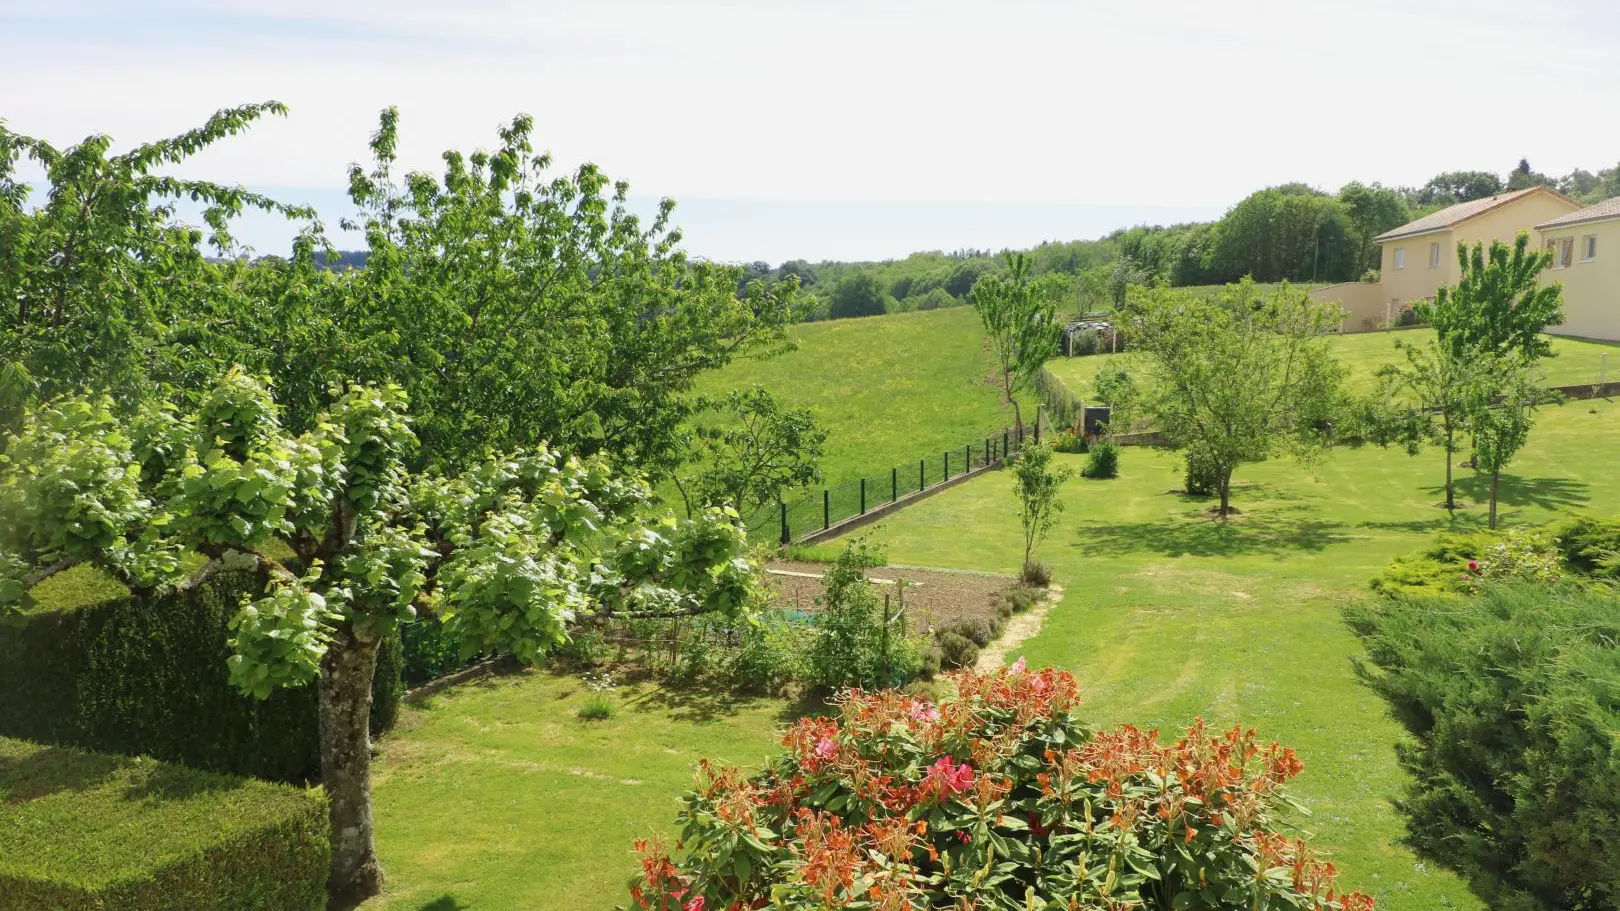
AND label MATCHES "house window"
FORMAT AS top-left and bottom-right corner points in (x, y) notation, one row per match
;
(1559, 237), (1575, 269)
(1394, 247), (1406, 270)
(1429, 242), (1441, 268)
(1582, 235), (1598, 262)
